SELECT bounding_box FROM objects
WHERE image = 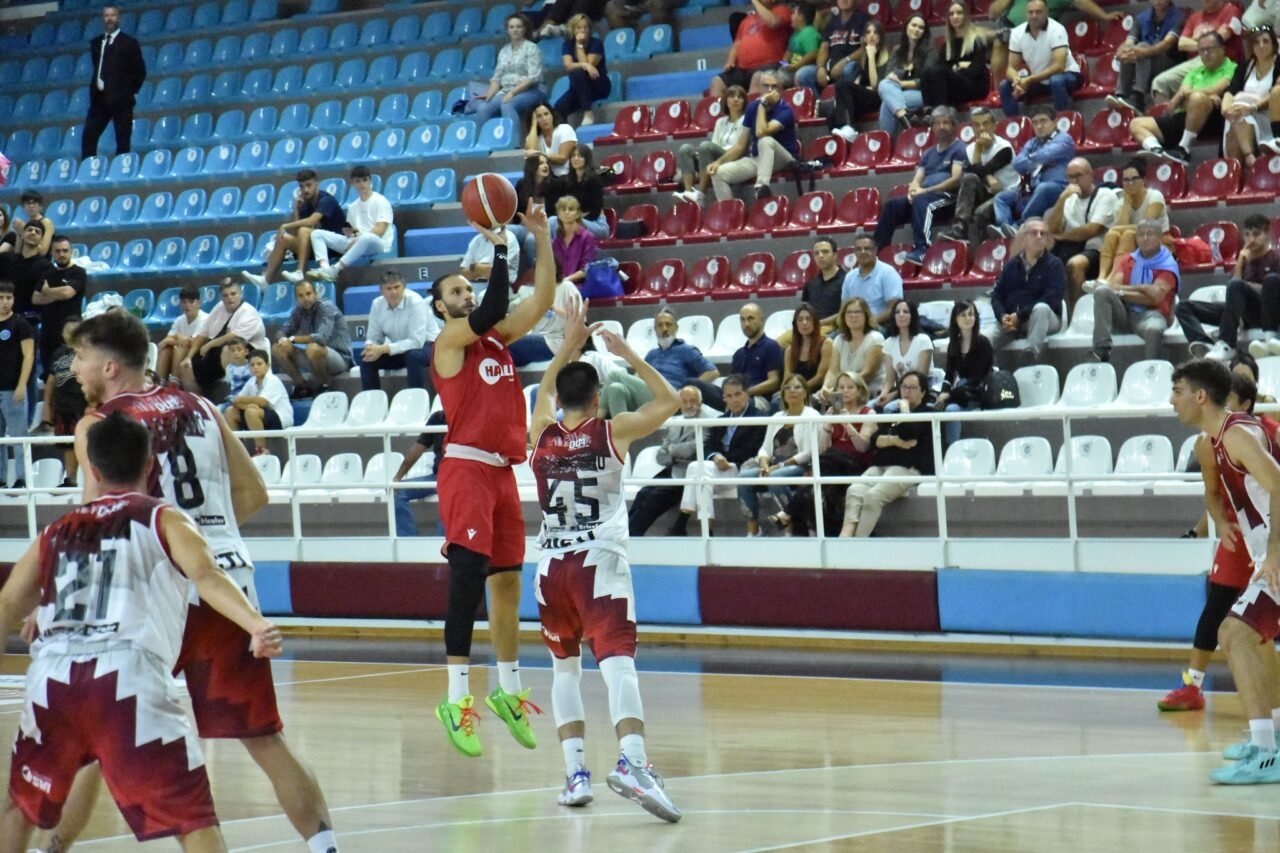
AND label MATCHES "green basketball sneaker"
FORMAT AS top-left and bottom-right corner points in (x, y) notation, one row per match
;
(436, 695), (483, 758)
(485, 686), (541, 749)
